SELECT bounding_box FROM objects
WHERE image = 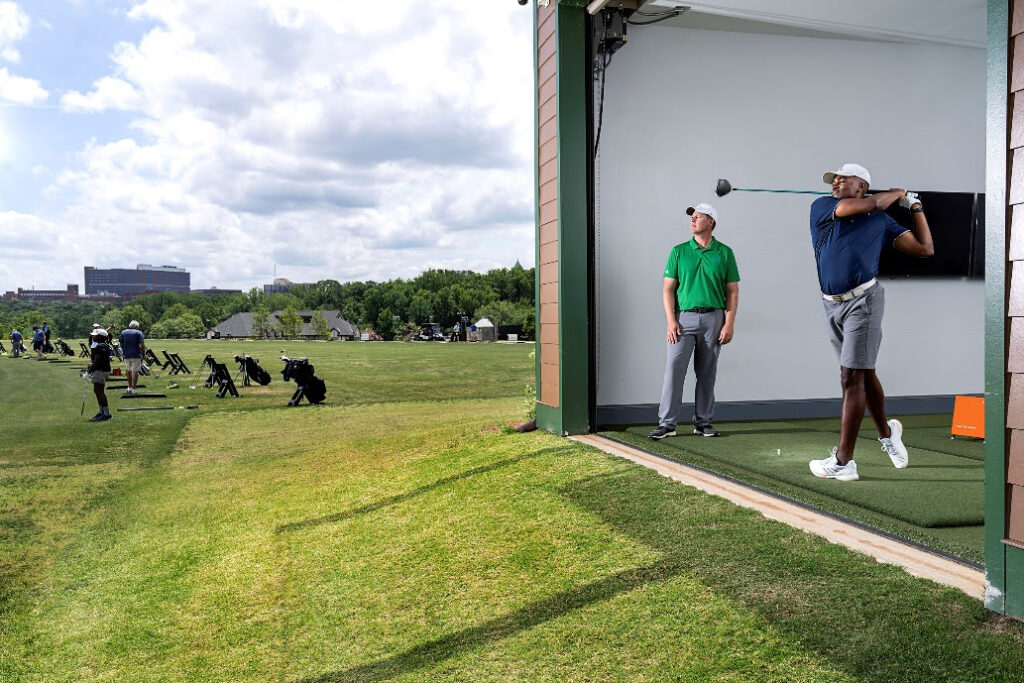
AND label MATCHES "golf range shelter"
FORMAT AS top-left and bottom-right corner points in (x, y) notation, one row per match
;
(530, 0), (1024, 618)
